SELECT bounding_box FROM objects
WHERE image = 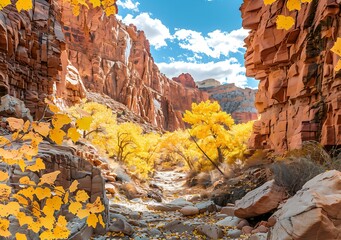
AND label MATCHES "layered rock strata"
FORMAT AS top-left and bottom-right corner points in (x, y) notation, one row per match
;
(242, 0), (341, 151)
(197, 79), (258, 123)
